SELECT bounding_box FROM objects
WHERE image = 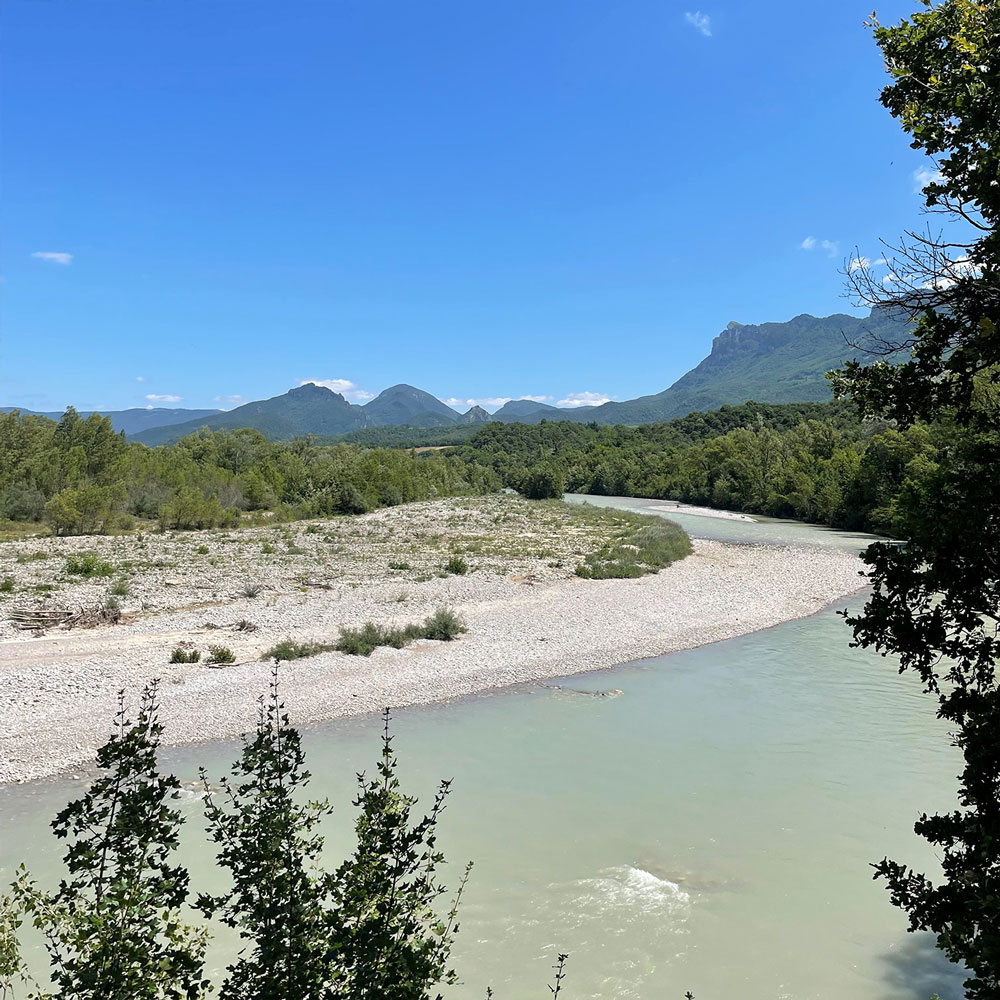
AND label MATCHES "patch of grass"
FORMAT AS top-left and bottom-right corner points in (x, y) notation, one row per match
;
(336, 607), (467, 656)
(15, 552), (49, 564)
(196, 544), (209, 555)
(241, 582), (263, 598)
(108, 577), (131, 597)
(260, 542), (276, 555)
(207, 645), (236, 664)
(260, 639), (335, 662)
(575, 514), (691, 579)
(335, 622), (420, 657)
(0, 576), (14, 594)
(170, 647), (201, 664)
(388, 560), (411, 571)
(443, 555), (469, 576)
(65, 552), (114, 578)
